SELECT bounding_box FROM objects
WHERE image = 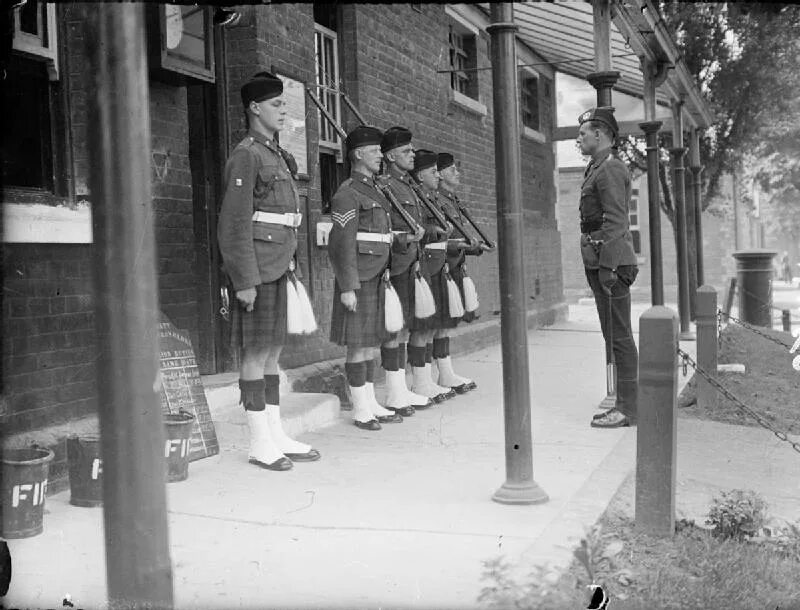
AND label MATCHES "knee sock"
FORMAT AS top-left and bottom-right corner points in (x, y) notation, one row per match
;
(239, 378), (266, 412)
(433, 337), (449, 359)
(381, 346), (399, 372)
(263, 374), (280, 405)
(398, 343), (407, 369)
(345, 361), (367, 387)
(425, 343), (433, 364)
(407, 345), (426, 368)
(365, 359), (376, 383)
